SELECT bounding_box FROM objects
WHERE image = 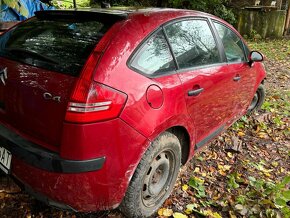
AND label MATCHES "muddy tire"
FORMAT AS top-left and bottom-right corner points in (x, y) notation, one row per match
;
(120, 132), (181, 218)
(247, 84), (265, 113)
